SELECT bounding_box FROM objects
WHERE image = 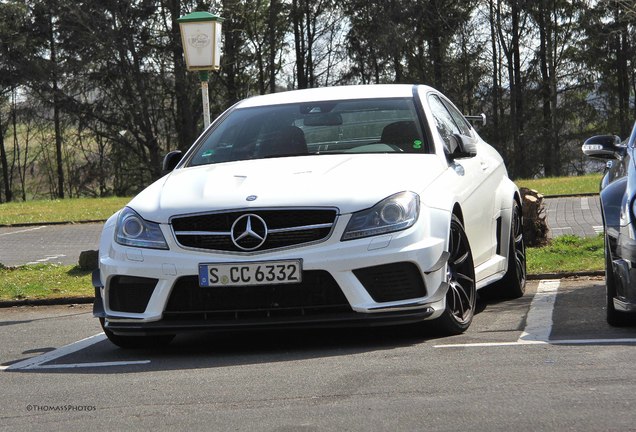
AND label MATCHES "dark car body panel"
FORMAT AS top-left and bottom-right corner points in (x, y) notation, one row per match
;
(592, 122), (636, 313)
